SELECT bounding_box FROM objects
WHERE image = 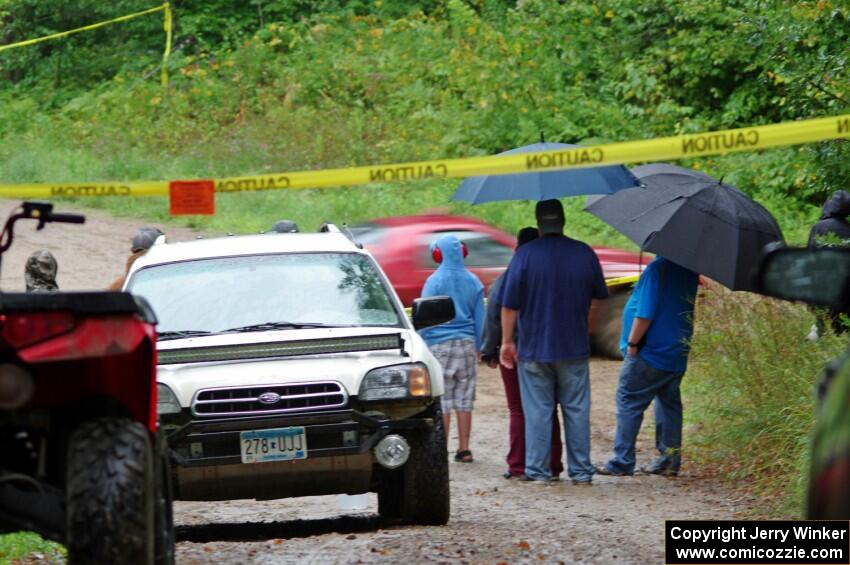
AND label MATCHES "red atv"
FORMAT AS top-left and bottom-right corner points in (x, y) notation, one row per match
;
(0, 202), (173, 564)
